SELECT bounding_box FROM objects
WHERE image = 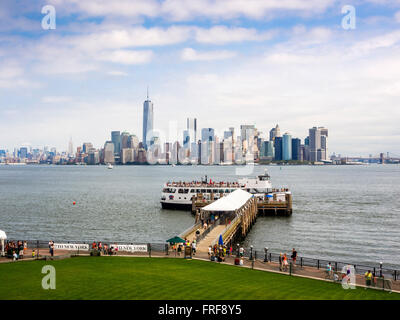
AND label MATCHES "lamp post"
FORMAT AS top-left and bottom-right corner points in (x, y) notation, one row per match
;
(236, 243), (240, 257)
(264, 247), (268, 262)
(250, 245), (253, 261)
(380, 261), (383, 278)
